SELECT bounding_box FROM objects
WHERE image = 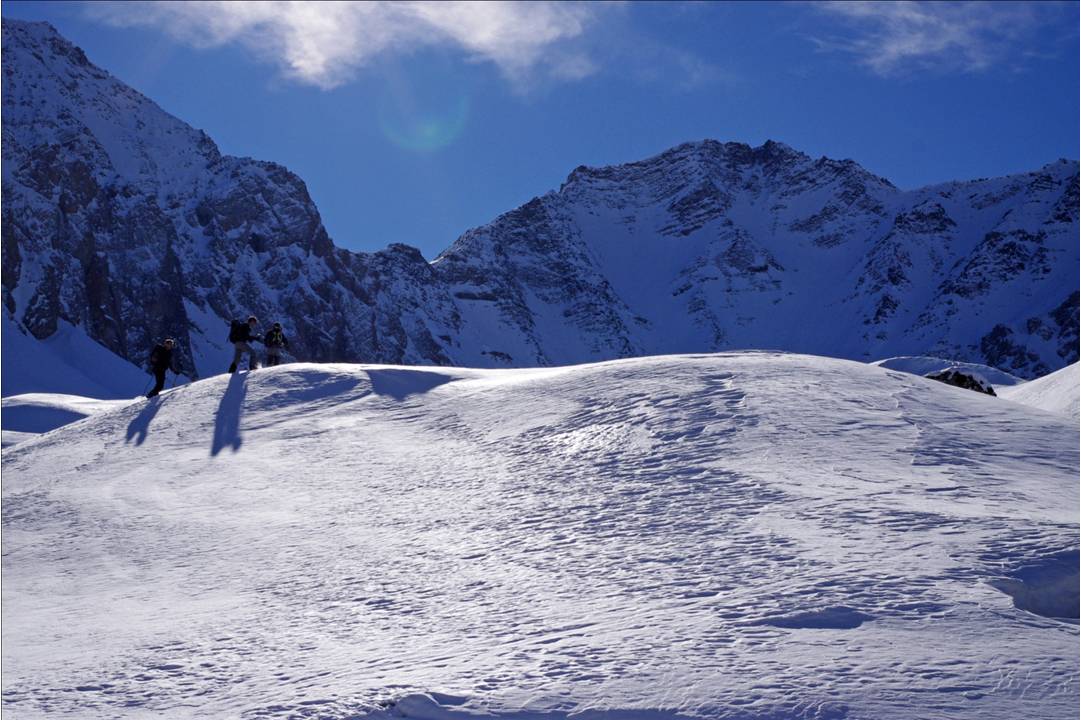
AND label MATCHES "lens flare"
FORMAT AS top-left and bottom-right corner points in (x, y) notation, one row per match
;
(378, 94), (469, 152)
